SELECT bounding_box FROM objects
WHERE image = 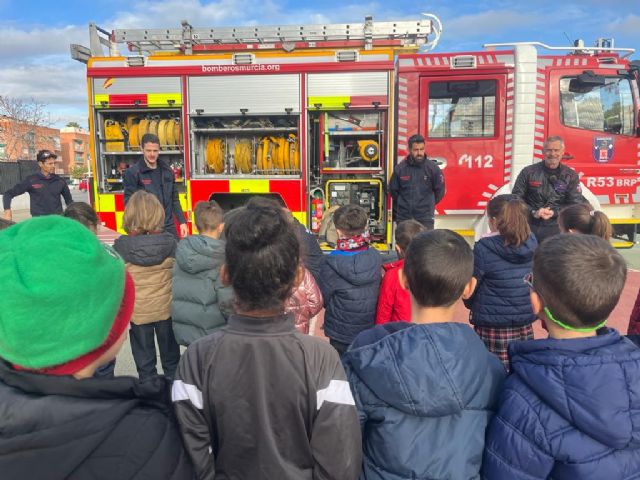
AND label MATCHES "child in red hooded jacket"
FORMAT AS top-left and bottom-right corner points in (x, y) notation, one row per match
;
(375, 220), (426, 324)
